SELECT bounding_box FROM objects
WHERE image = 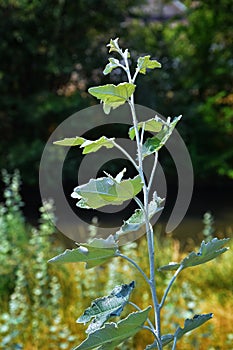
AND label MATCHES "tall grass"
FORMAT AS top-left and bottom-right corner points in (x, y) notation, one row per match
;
(0, 171), (232, 349)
